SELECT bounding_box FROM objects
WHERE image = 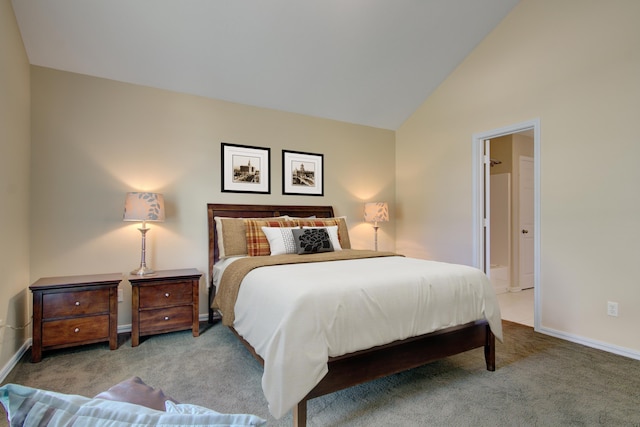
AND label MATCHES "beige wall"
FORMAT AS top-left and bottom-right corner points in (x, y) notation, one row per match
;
(30, 67), (396, 329)
(0, 0), (31, 371)
(397, 0), (640, 353)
